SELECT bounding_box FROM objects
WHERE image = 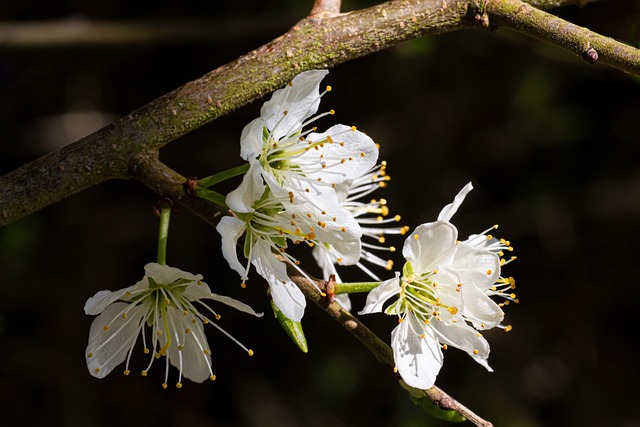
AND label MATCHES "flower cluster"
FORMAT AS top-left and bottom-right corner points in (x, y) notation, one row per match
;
(360, 183), (516, 389)
(84, 70), (516, 393)
(218, 70), (384, 321)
